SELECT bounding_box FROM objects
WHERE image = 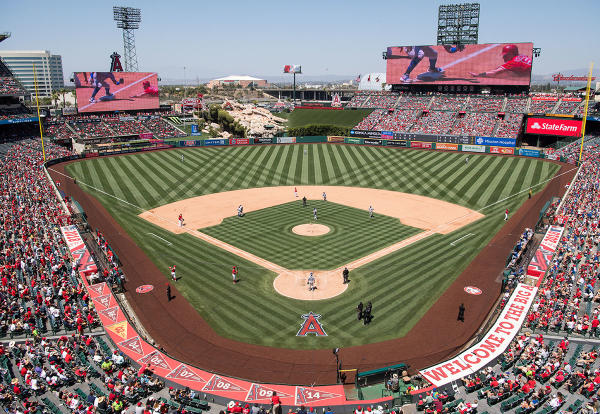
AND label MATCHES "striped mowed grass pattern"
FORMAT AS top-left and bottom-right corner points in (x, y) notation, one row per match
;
(65, 144), (559, 349)
(203, 200), (421, 270)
